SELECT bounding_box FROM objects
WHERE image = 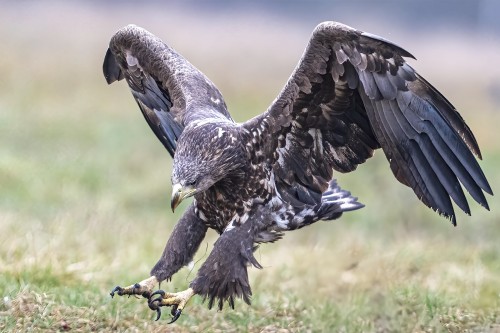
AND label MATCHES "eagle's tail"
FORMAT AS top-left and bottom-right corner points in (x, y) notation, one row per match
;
(316, 180), (364, 221)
